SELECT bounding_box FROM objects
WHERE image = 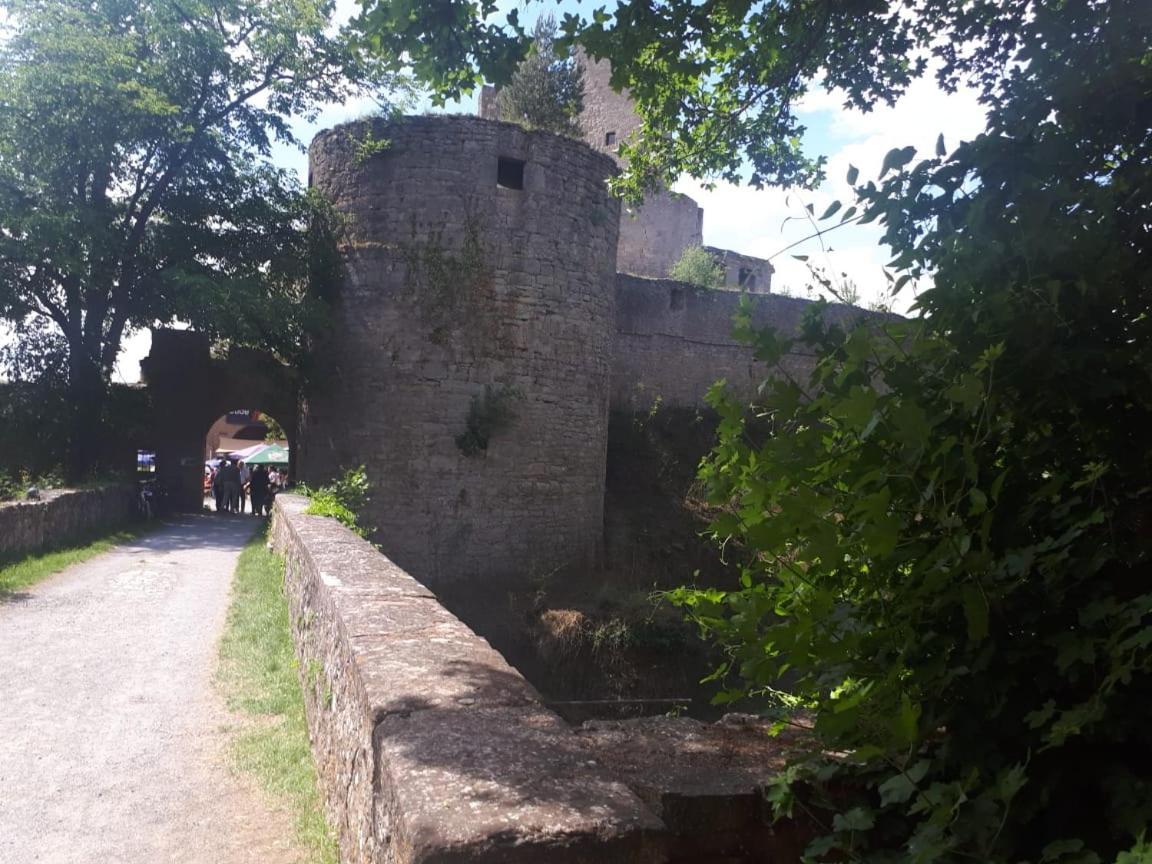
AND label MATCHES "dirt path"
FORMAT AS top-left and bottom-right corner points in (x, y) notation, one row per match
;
(0, 514), (301, 864)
